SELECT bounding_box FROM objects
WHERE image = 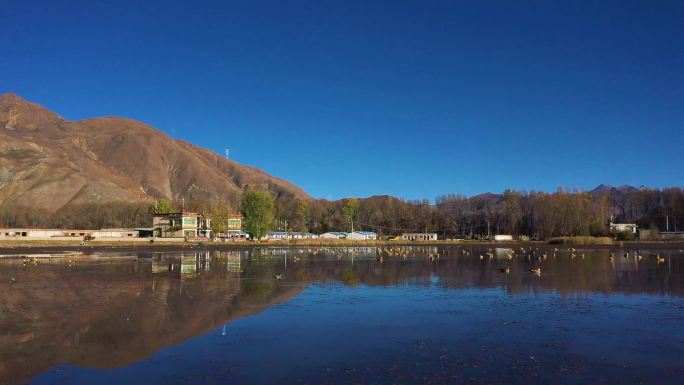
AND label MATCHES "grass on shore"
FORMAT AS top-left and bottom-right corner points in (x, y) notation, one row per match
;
(547, 236), (614, 245)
